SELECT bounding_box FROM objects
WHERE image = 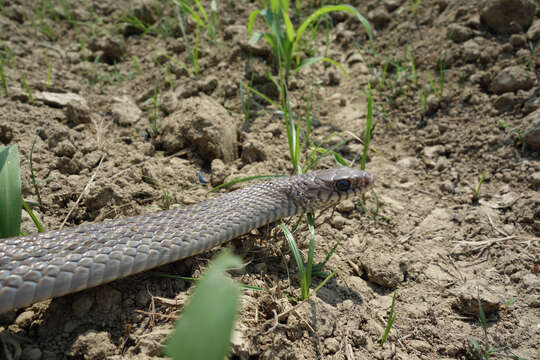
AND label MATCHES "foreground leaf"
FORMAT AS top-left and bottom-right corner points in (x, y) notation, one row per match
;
(0, 145), (21, 238)
(165, 250), (242, 360)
